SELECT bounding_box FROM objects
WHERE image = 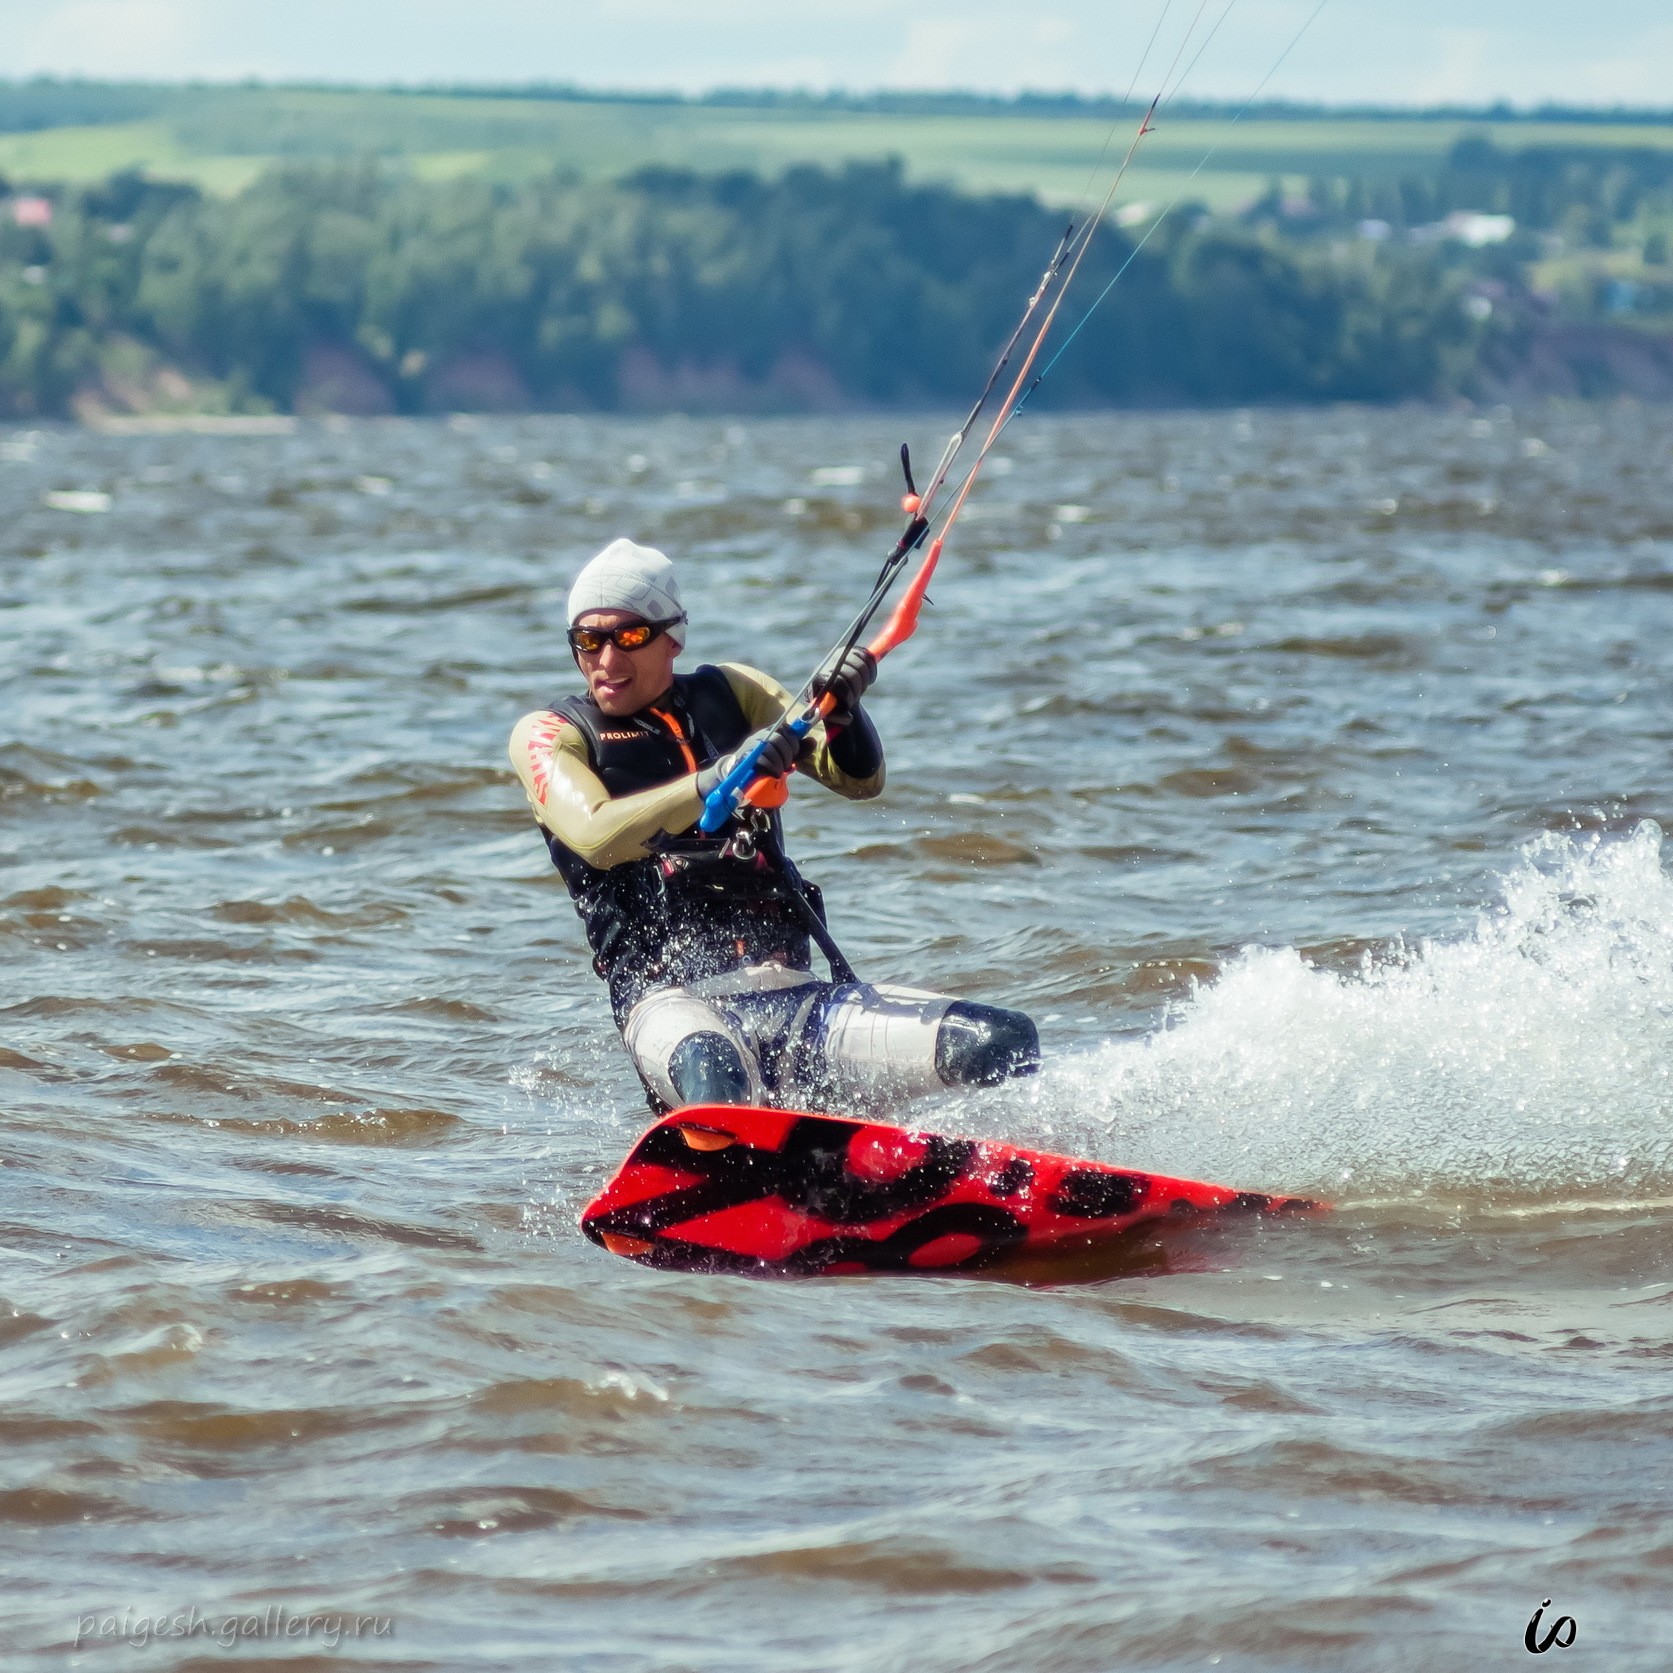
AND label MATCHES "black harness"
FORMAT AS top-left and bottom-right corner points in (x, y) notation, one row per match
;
(541, 666), (847, 1021)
